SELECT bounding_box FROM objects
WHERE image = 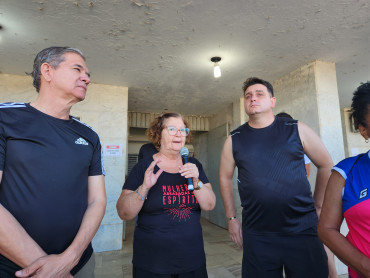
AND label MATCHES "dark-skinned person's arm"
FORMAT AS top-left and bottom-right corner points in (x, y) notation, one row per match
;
(318, 171), (370, 277)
